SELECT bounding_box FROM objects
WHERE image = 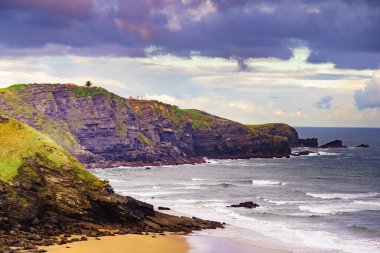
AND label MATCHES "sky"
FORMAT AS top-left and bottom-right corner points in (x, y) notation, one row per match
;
(0, 0), (379, 127)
